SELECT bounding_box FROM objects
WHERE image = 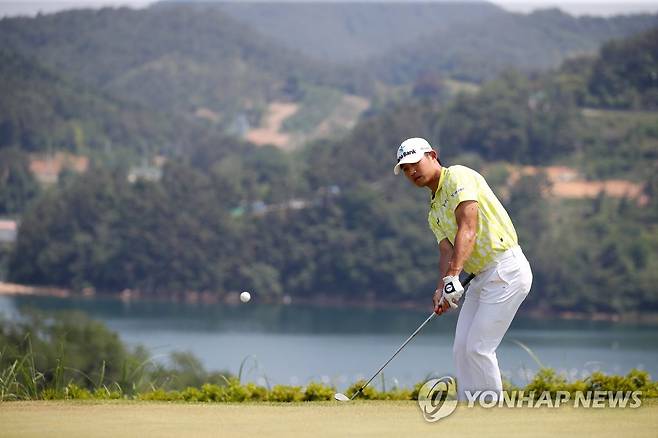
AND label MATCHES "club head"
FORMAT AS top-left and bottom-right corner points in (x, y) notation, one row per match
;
(334, 393), (350, 402)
